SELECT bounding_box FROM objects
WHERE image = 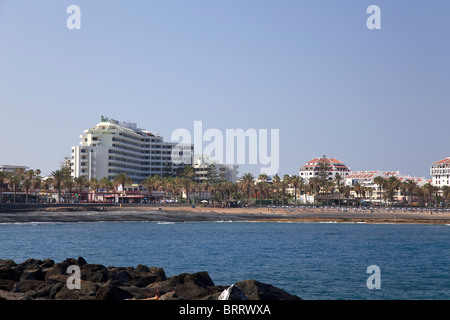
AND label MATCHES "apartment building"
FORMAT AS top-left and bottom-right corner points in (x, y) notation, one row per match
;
(71, 117), (193, 183)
